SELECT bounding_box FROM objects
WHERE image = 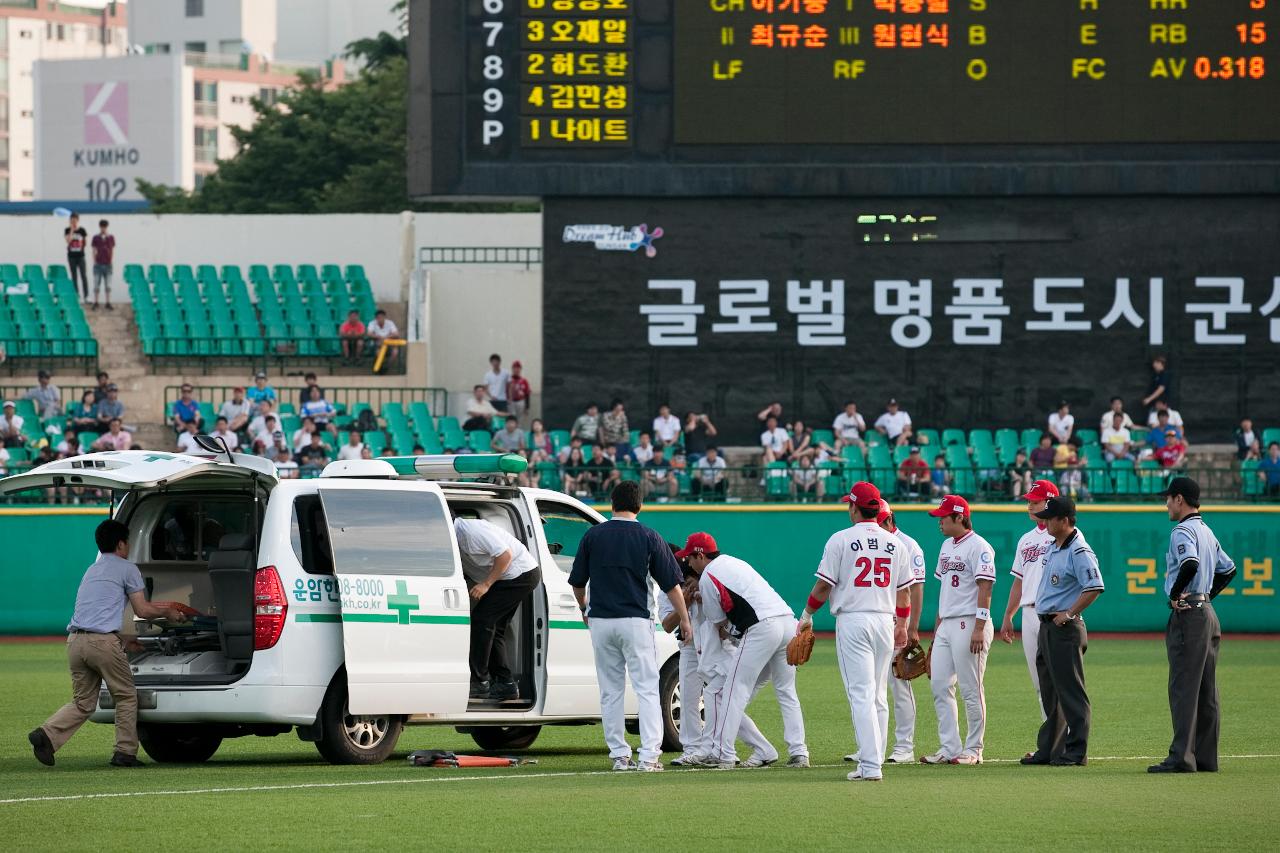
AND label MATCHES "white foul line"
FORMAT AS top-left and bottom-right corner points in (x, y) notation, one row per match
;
(2, 754), (1276, 806)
